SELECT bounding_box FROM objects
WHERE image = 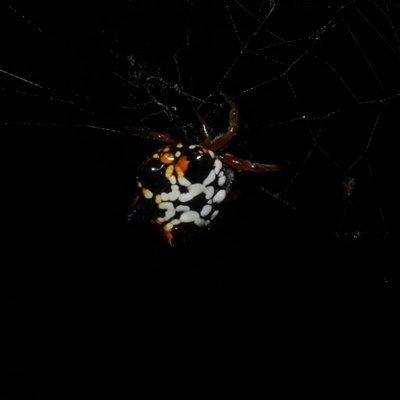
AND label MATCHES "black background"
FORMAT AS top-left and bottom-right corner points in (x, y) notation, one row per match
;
(2, 0), (398, 397)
